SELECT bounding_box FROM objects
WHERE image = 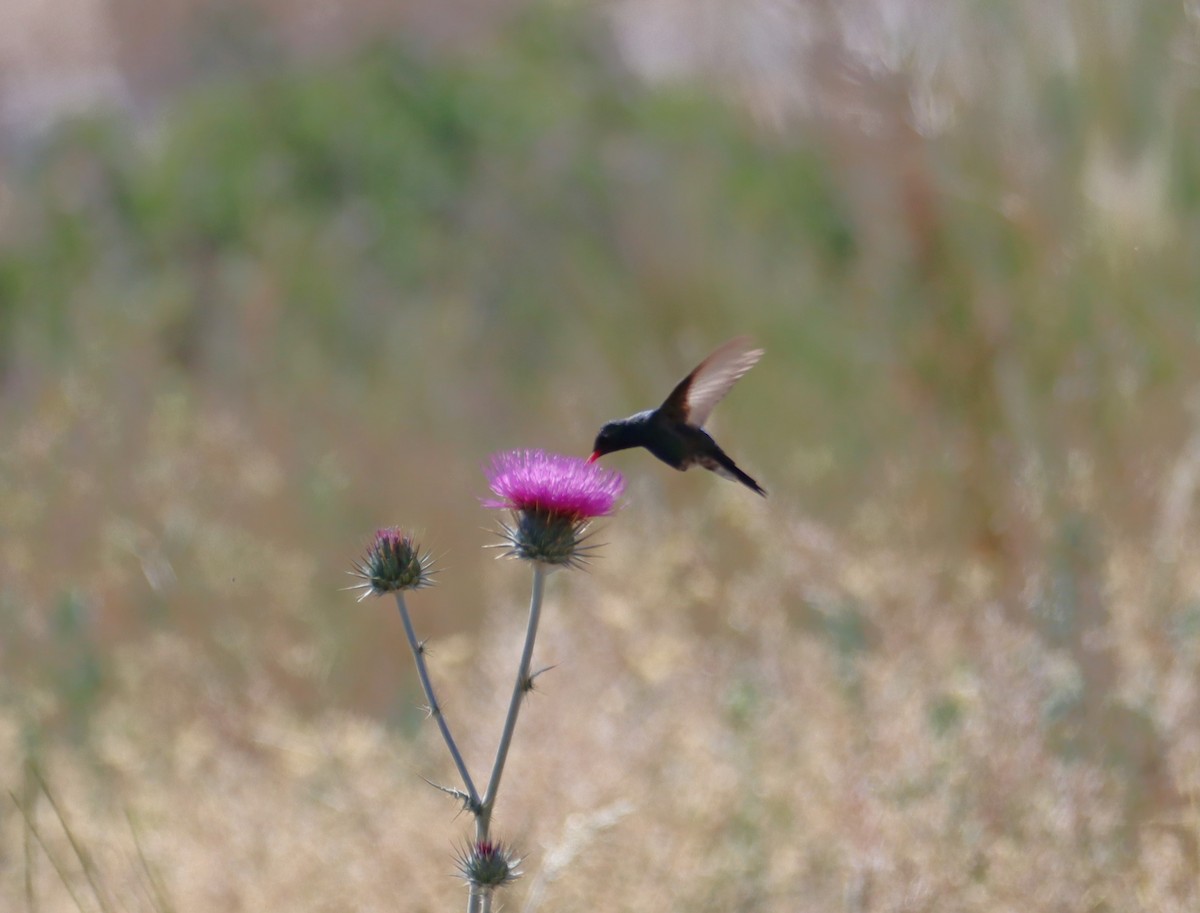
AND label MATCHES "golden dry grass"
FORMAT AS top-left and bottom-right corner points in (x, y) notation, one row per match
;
(4, 481), (1200, 910)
